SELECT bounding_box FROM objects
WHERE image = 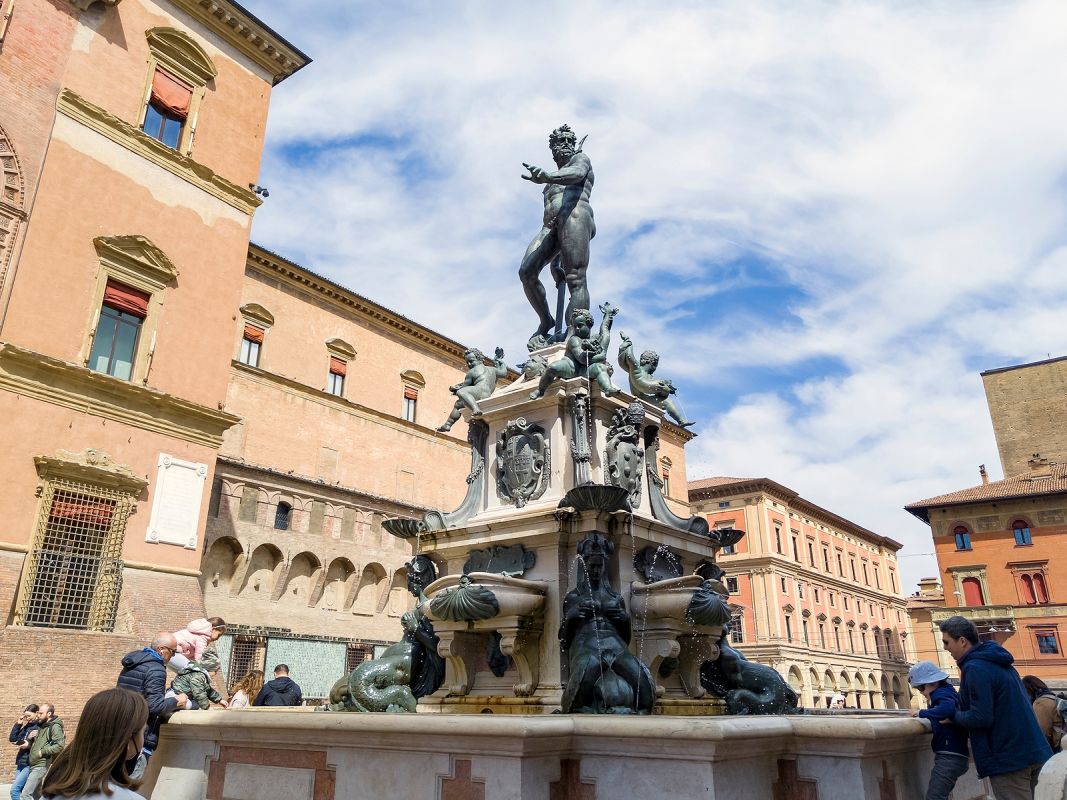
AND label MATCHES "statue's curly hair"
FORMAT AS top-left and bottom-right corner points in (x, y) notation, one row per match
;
(639, 350), (659, 367)
(570, 308), (594, 327)
(464, 347), (485, 362)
